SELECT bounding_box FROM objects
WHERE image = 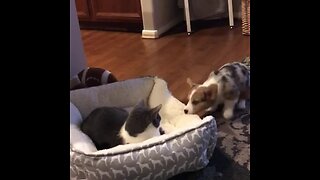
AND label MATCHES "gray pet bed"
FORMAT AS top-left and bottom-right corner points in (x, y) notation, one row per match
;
(70, 77), (217, 180)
